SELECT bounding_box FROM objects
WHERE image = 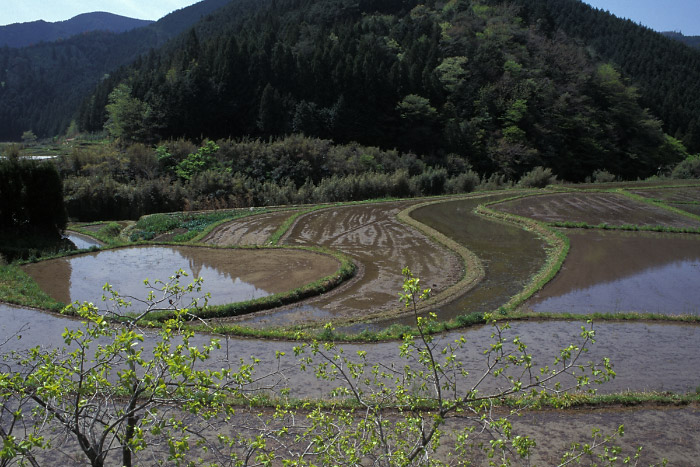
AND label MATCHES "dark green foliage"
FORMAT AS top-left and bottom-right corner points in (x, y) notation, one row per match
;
(0, 0), (237, 141)
(671, 156), (700, 179)
(501, 0), (700, 153)
(0, 156), (69, 261)
(0, 157), (67, 235)
(69, 0), (693, 182)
